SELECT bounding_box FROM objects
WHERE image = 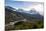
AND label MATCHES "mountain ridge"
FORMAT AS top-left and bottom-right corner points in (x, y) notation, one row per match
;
(5, 6), (43, 24)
